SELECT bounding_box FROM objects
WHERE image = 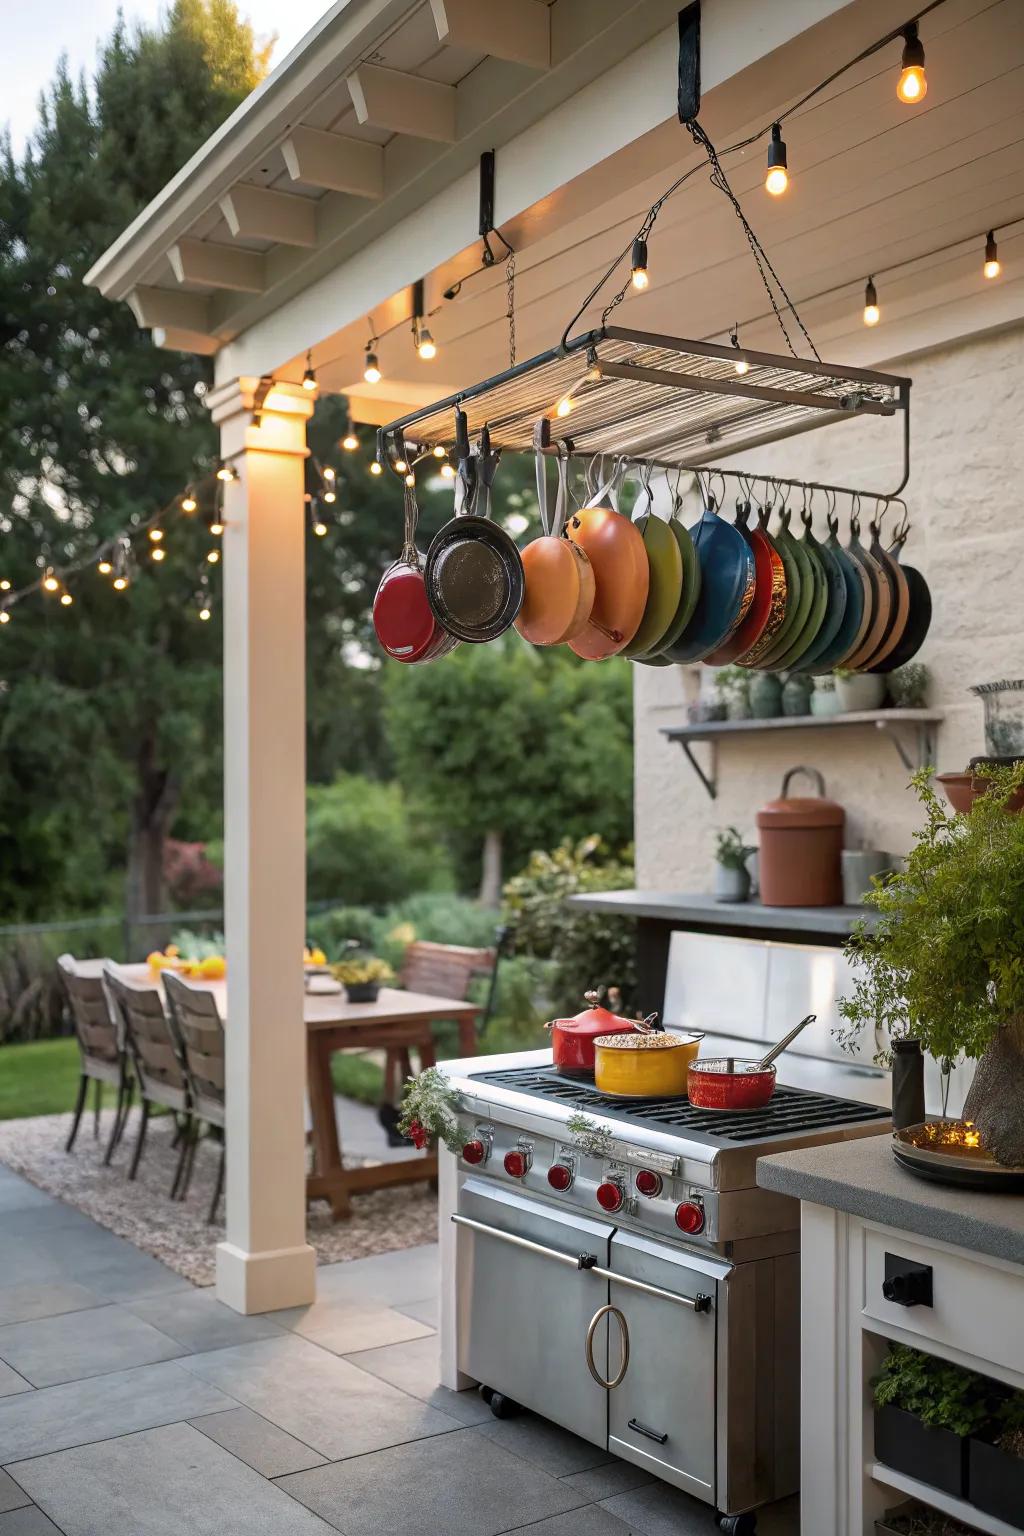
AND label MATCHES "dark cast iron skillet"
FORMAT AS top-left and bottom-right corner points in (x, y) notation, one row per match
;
(870, 519), (932, 672)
